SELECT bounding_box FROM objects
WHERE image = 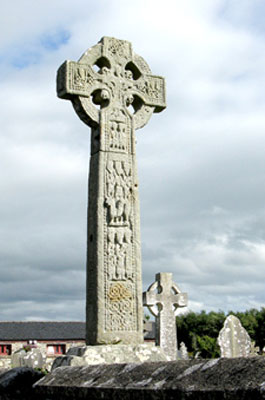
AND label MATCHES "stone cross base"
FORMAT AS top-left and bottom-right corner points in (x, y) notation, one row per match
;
(52, 344), (169, 369)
